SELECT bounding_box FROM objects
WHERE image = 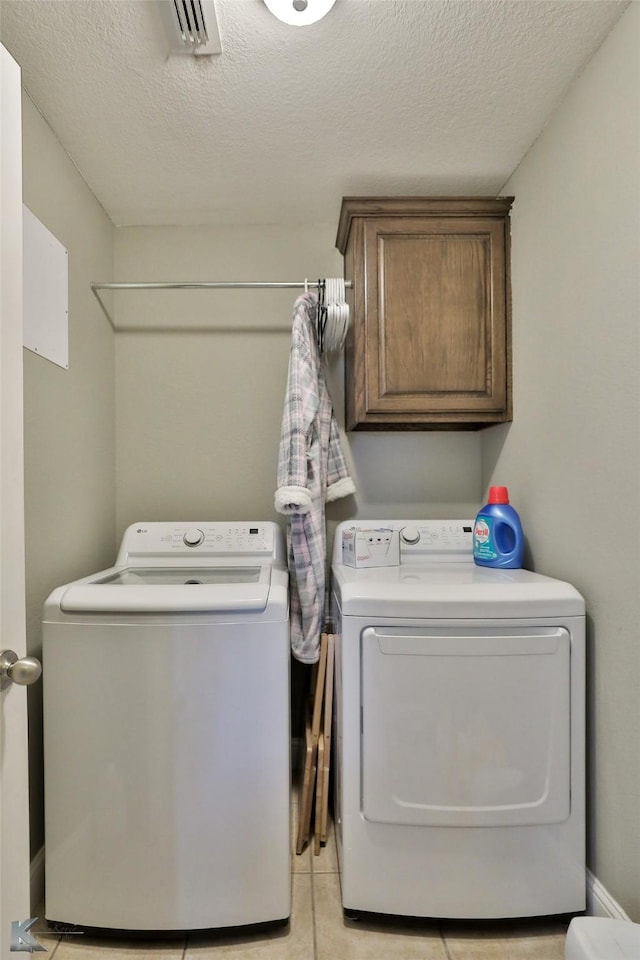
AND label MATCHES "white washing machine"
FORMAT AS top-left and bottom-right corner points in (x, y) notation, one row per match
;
(43, 521), (290, 932)
(331, 519), (585, 920)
